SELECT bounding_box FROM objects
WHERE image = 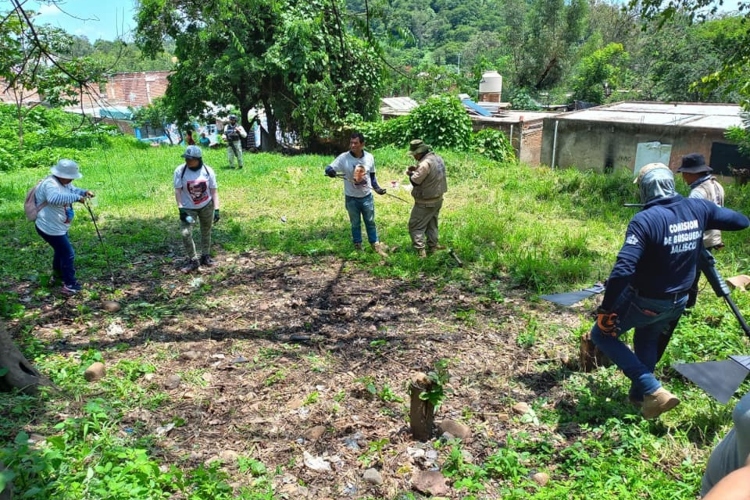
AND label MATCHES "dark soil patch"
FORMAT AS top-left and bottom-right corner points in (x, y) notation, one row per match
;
(8, 249), (589, 499)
